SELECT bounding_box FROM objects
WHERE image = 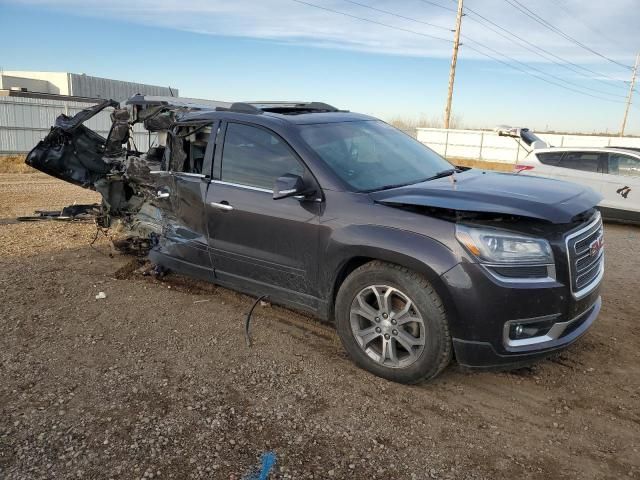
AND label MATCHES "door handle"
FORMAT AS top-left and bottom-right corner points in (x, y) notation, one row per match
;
(210, 201), (234, 211)
(156, 190), (170, 199)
